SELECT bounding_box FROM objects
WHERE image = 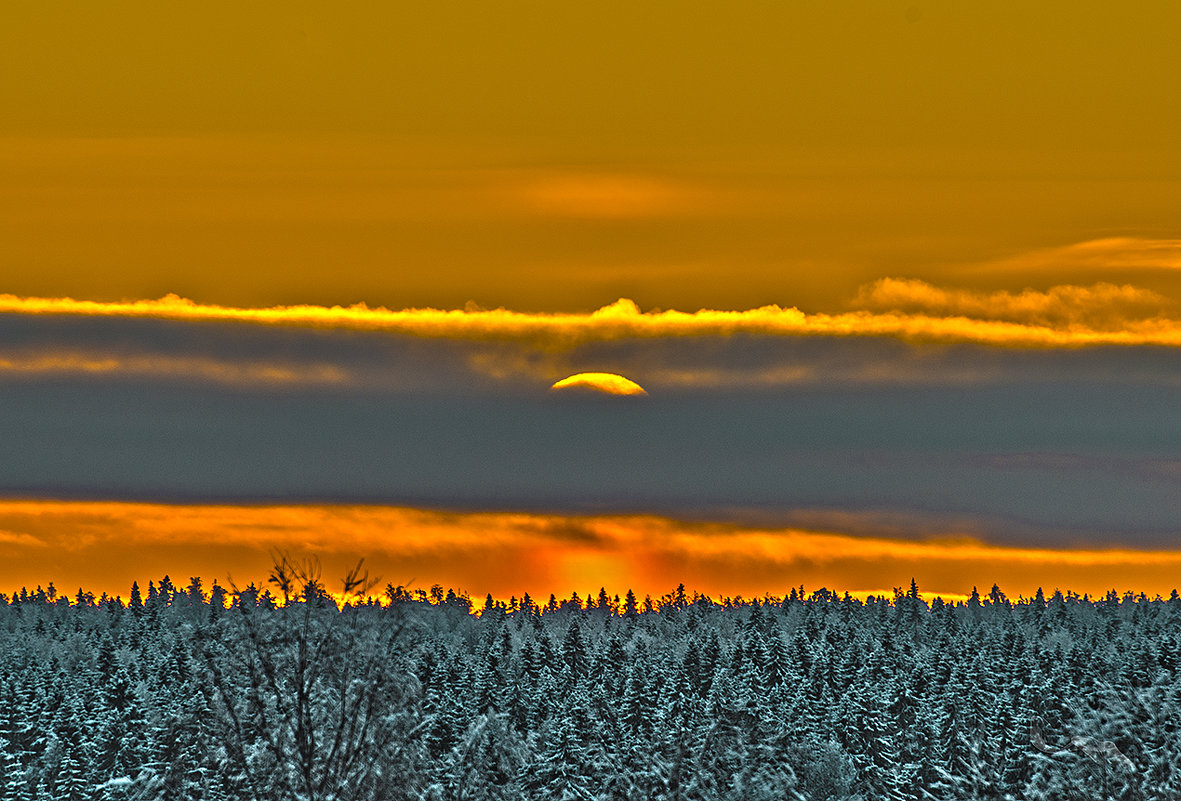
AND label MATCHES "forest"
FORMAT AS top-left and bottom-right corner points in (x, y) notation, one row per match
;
(0, 567), (1175, 801)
